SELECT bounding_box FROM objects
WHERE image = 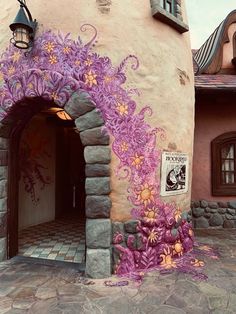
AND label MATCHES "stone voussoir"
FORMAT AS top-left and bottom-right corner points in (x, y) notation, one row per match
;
(0, 237), (6, 261)
(75, 109), (104, 132)
(80, 126), (109, 146)
(85, 164), (110, 177)
(86, 218), (111, 248)
(84, 146), (111, 164)
(85, 195), (111, 218)
(64, 90), (95, 119)
(85, 177), (110, 195)
(0, 180), (7, 199)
